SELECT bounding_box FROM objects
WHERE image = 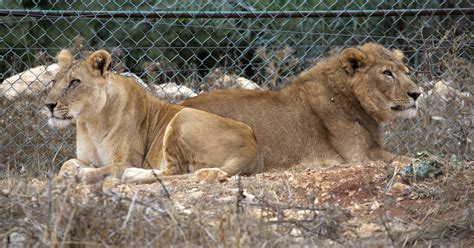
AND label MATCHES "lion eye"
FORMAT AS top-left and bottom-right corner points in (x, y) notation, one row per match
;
(383, 70), (394, 78)
(68, 79), (81, 90)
